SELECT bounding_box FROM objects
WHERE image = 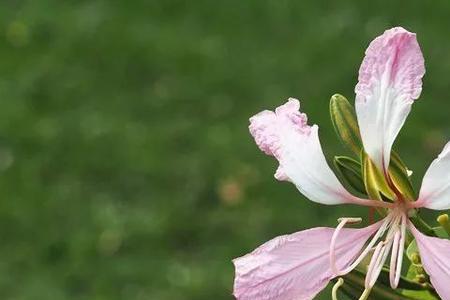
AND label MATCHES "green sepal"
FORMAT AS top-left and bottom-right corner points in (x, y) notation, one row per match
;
(361, 150), (396, 201)
(334, 156), (366, 194)
(389, 150), (416, 201)
(330, 94), (362, 155)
